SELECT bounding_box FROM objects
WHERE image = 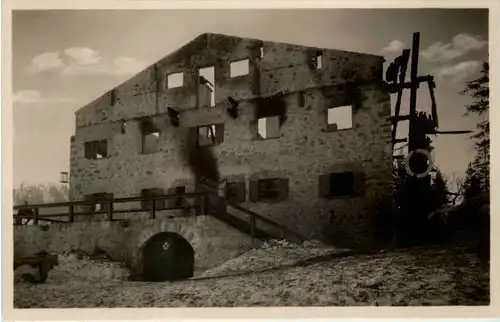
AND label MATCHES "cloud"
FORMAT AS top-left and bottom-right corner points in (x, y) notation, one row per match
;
(380, 40), (405, 55)
(433, 60), (482, 82)
(28, 52), (64, 73)
(27, 48), (147, 76)
(64, 47), (103, 66)
(421, 33), (488, 63)
(13, 90), (43, 104)
(13, 90), (73, 105)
